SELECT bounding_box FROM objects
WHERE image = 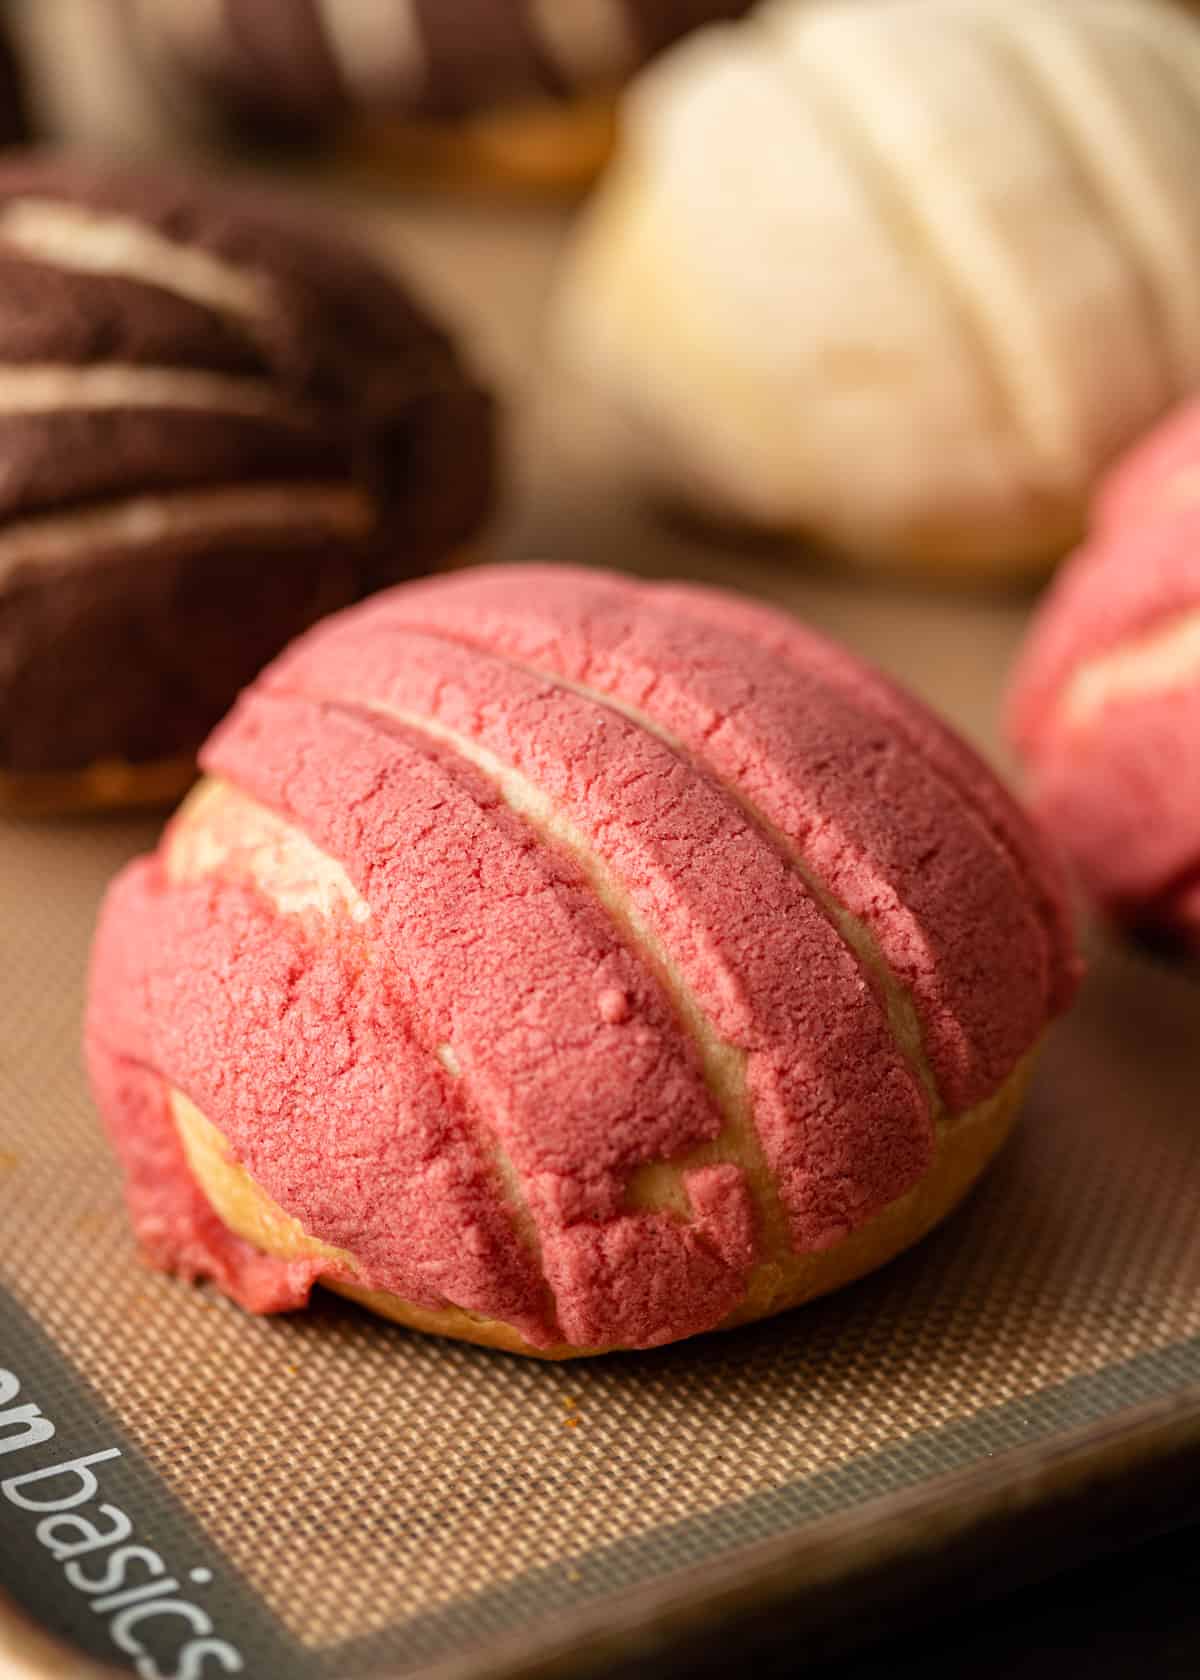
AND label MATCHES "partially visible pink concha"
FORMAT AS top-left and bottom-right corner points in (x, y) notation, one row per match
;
(1009, 399), (1200, 949)
(87, 566), (1078, 1355)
